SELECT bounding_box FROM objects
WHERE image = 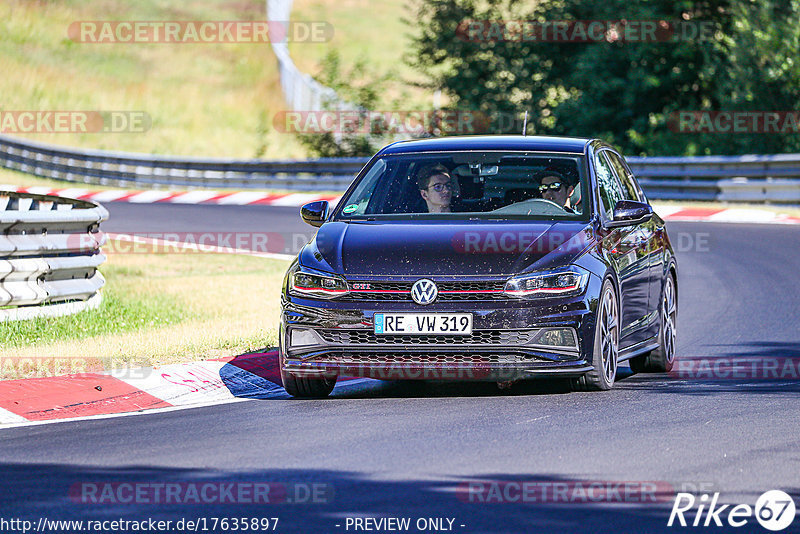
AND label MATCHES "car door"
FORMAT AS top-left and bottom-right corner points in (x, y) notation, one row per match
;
(605, 150), (662, 340)
(594, 149), (651, 347)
